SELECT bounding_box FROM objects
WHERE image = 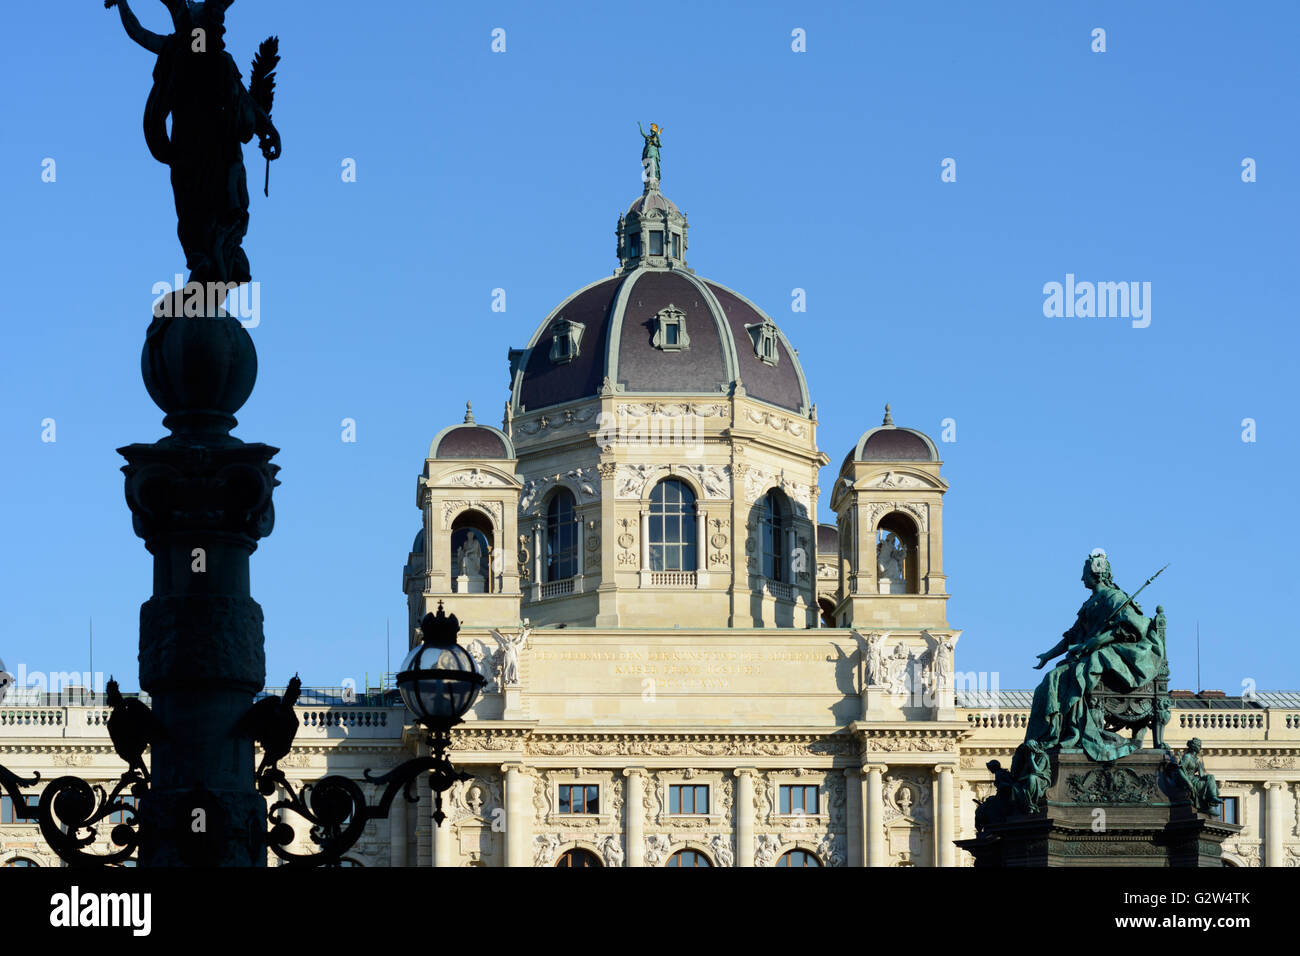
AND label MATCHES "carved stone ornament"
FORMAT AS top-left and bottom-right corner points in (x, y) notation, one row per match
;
(442, 499), (503, 531)
(865, 500), (928, 532)
(754, 834), (782, 867)
(645, 834), (673, 866)
(1065, 767), (1157, 805)
(519, 468), (599, 514)
(516, 405), (599, 436)
(445, 469), (508, 488)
